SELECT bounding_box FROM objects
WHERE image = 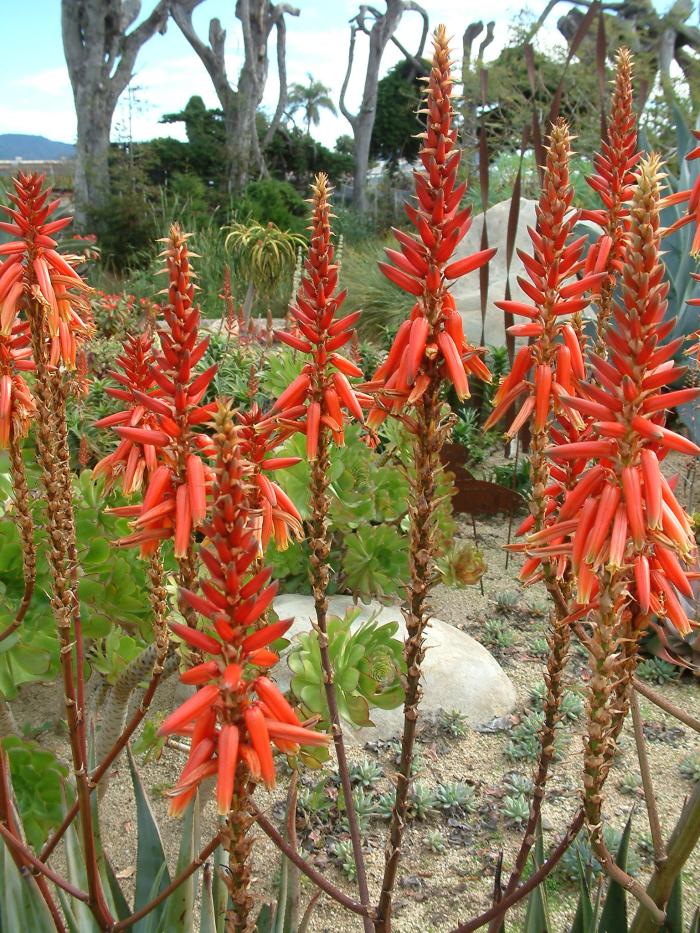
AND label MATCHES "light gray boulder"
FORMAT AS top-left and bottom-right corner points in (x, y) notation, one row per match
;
(273, 594), (516, 743)
(451, 198), (538, 347)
